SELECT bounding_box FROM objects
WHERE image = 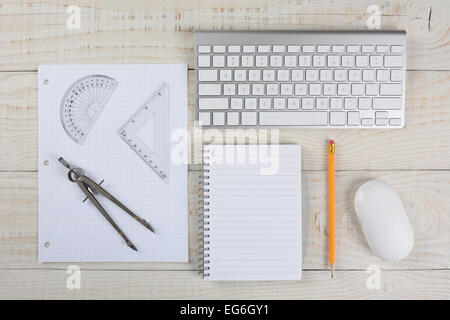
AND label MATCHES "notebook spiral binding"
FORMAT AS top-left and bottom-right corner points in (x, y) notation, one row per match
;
(198, 150), (211, 278)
